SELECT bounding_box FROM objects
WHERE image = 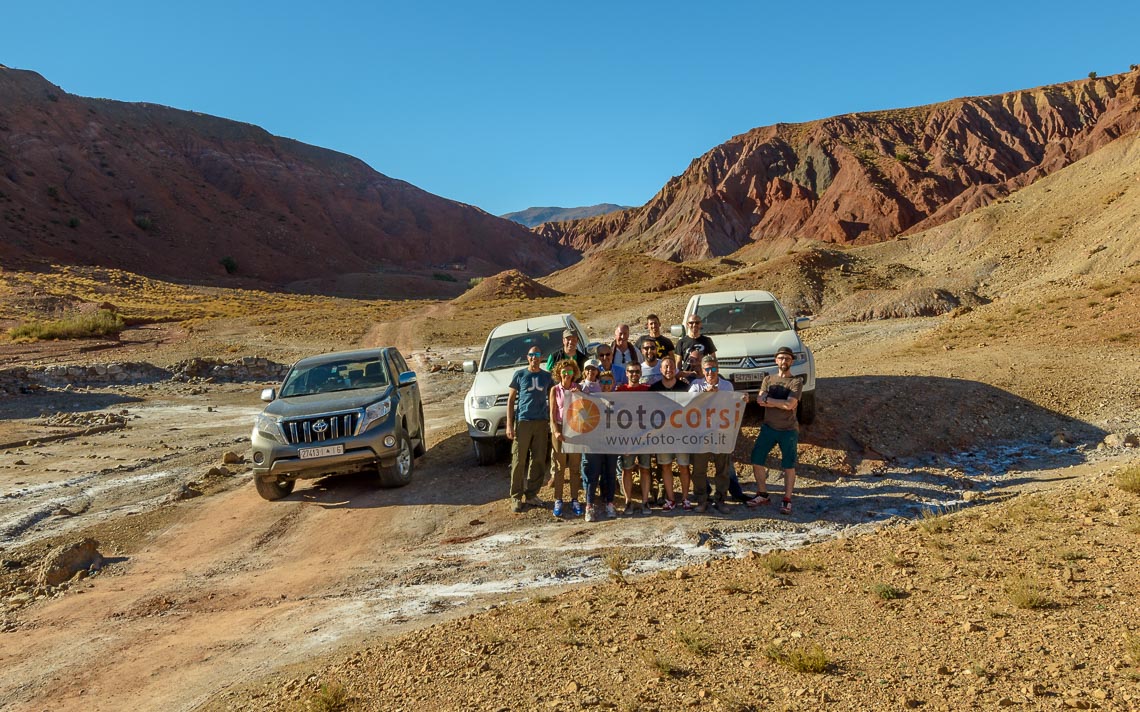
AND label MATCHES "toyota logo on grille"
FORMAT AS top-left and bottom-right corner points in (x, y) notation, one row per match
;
(312, 419), (329, 434)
